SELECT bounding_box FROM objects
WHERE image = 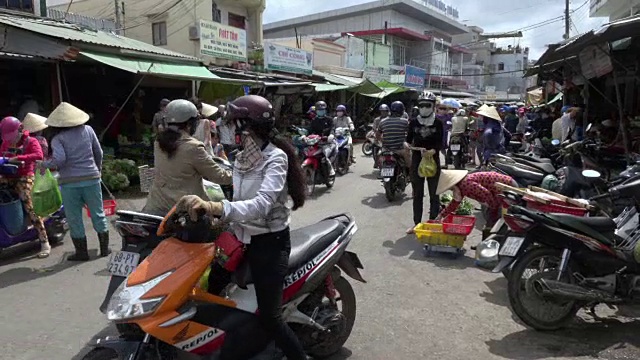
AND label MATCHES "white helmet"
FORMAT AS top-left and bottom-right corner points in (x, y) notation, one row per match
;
(164, 99), (198, 124)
